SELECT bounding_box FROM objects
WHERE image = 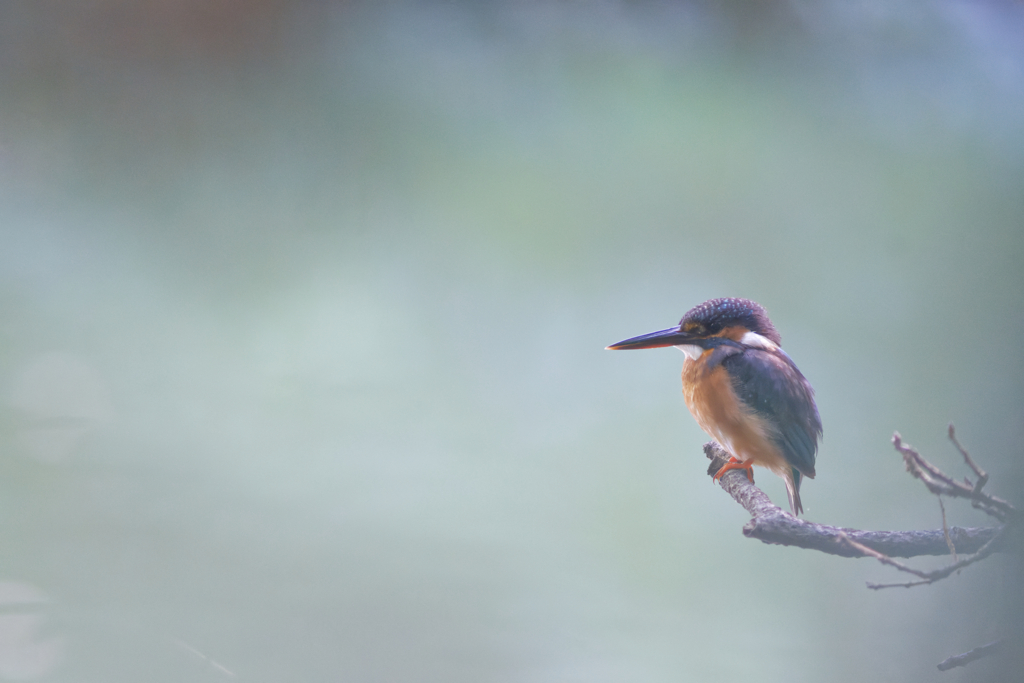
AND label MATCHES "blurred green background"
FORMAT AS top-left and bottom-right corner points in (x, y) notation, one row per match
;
(0, 1), (1022, 681)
